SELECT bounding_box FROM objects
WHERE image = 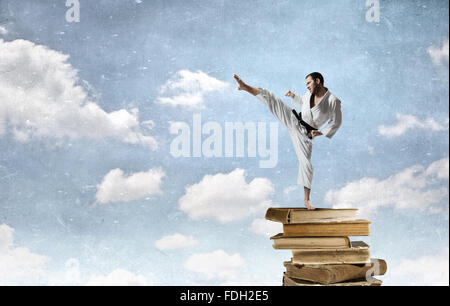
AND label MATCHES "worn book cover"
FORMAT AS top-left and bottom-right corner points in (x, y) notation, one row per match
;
(265, 207), (358, 223)
(291, 241), (371, 265)
(283, 273), (382, 286)
(271, 234), (351, 249)
(283, 220), (370, 236)
(284, 258), (387, 284)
